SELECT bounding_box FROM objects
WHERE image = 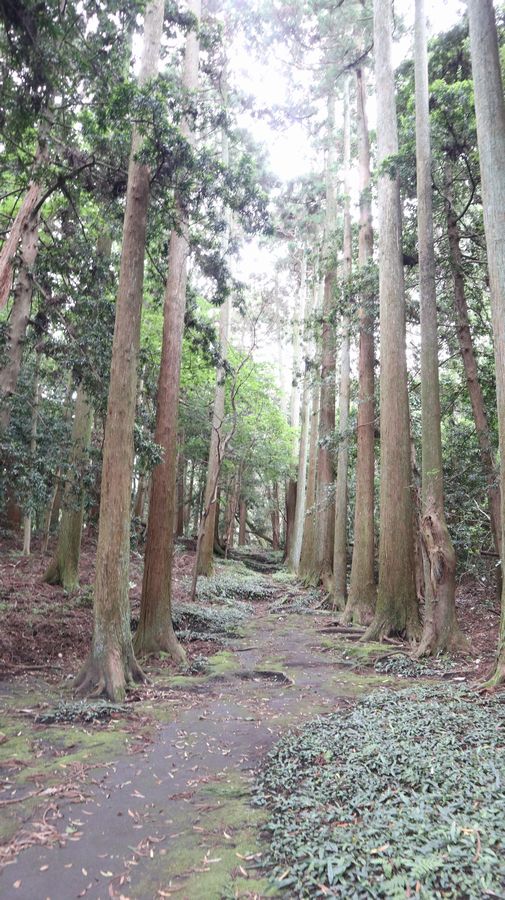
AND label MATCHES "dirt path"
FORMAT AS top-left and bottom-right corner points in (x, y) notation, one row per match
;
(0, 606), (403, 900)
